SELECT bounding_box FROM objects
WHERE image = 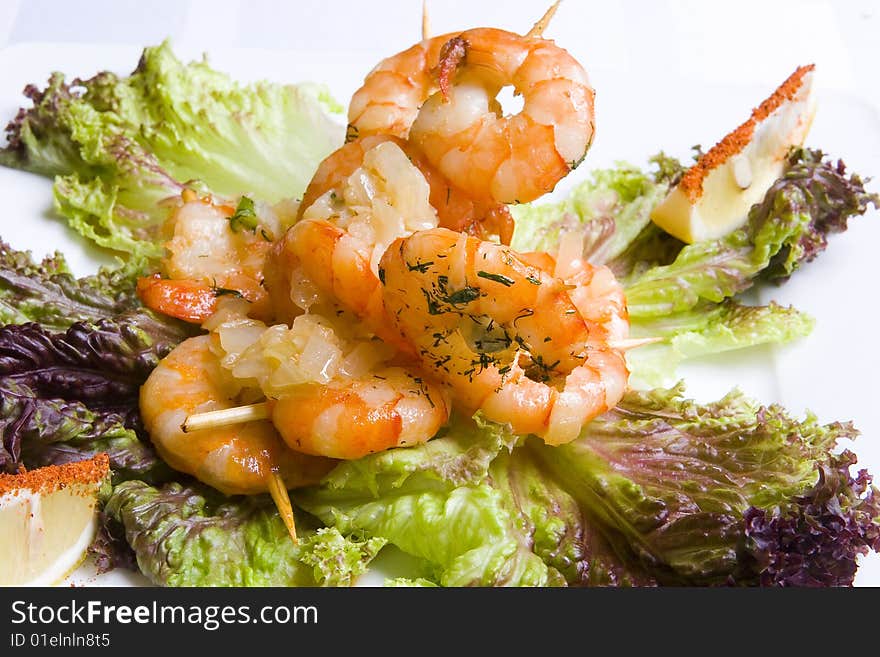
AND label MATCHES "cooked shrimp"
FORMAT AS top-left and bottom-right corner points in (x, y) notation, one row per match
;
(138, 193), (279, 323)
(298, 135), (513, 244)
(264, 139), (436, 352)
(272, 366), (449, 460)
(140, 335), (334, 495)
(136, 274), (220, 324)
(347, 37), (450, 141)
(348, 28), (595, 205)
(205, 303), (451, 460)
(412, 29), (595, 204)
(539, 231), (630, 343)
(379, 227), (628, 445)
(408, 145), (516, 244)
